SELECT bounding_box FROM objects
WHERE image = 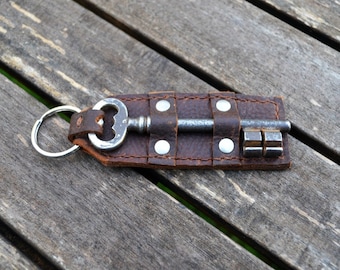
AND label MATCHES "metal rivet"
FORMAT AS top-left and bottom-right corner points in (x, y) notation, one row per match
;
(97, 118), (104, 126)
(216, 100), (231, 112)
(219, 138), (234, 154)
(156, 100), (171, 112)
(154, 140), (171, 155)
